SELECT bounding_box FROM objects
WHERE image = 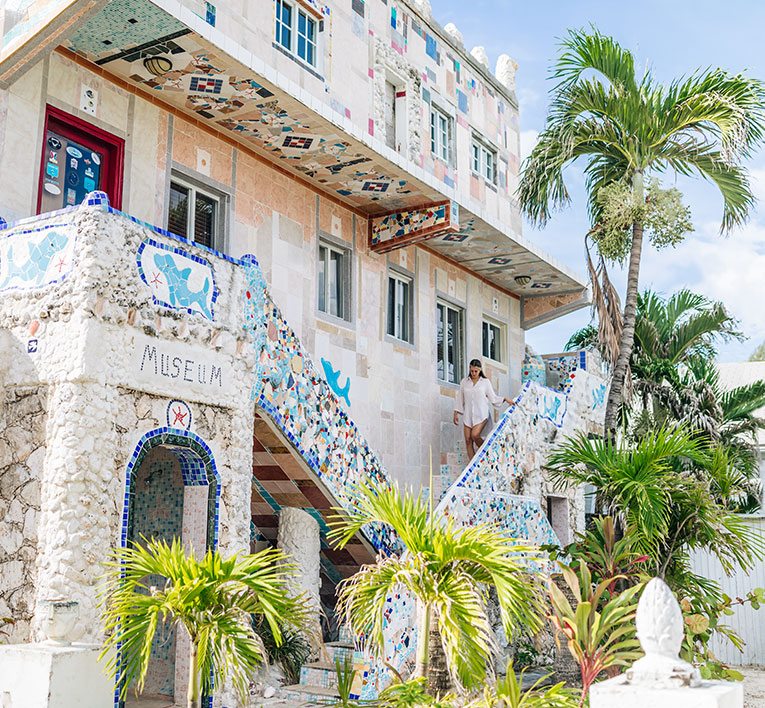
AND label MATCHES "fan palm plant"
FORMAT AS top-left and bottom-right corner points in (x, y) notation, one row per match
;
(519, 27), (765, 436)
(328, 481), (544, 693)
(99, 537), (309, 708)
